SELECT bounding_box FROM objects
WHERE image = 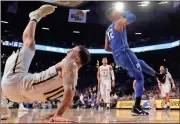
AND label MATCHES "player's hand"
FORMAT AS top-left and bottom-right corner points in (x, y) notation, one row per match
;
(172, 84), (176, 90)
(98, 79), (101, 84)
(143, 88), (145, 92)
(112, 81), (115, 88)
(45, 111), (56, 119)
(118, 18), (127, 27)
(49, 116), (71, 122)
